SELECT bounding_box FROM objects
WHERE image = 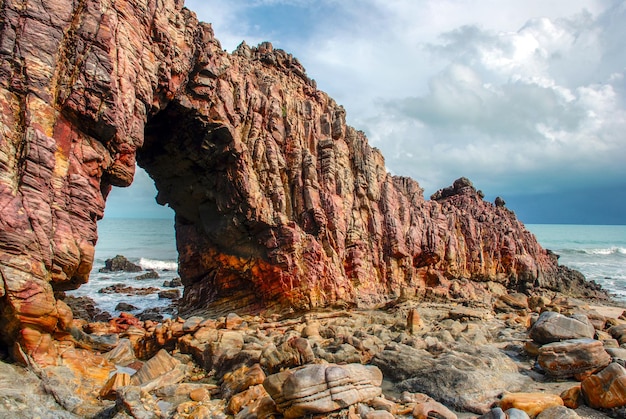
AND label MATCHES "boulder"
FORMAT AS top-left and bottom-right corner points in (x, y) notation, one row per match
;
(99, 255), (142, 273)
(581, 362), (626, 409)
(373, 343), (531, 414)
(260, 338), (315, 373)
(537, 338), (611, 379)
(529, 312), (595, 344)
(494, 293), (529, 312)
(158, 289), (181, 299)
(263, 363), (382, 419)
(135, 270), (159, 280)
